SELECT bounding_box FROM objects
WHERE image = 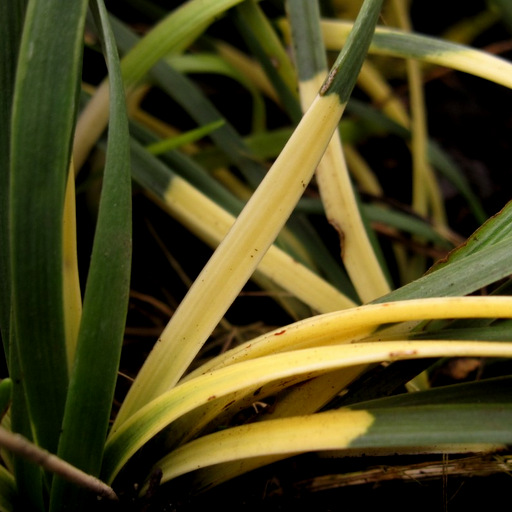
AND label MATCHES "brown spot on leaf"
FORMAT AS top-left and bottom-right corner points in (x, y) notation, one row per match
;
(328, 218), (345, 259)
(388, 350), (418, 359)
